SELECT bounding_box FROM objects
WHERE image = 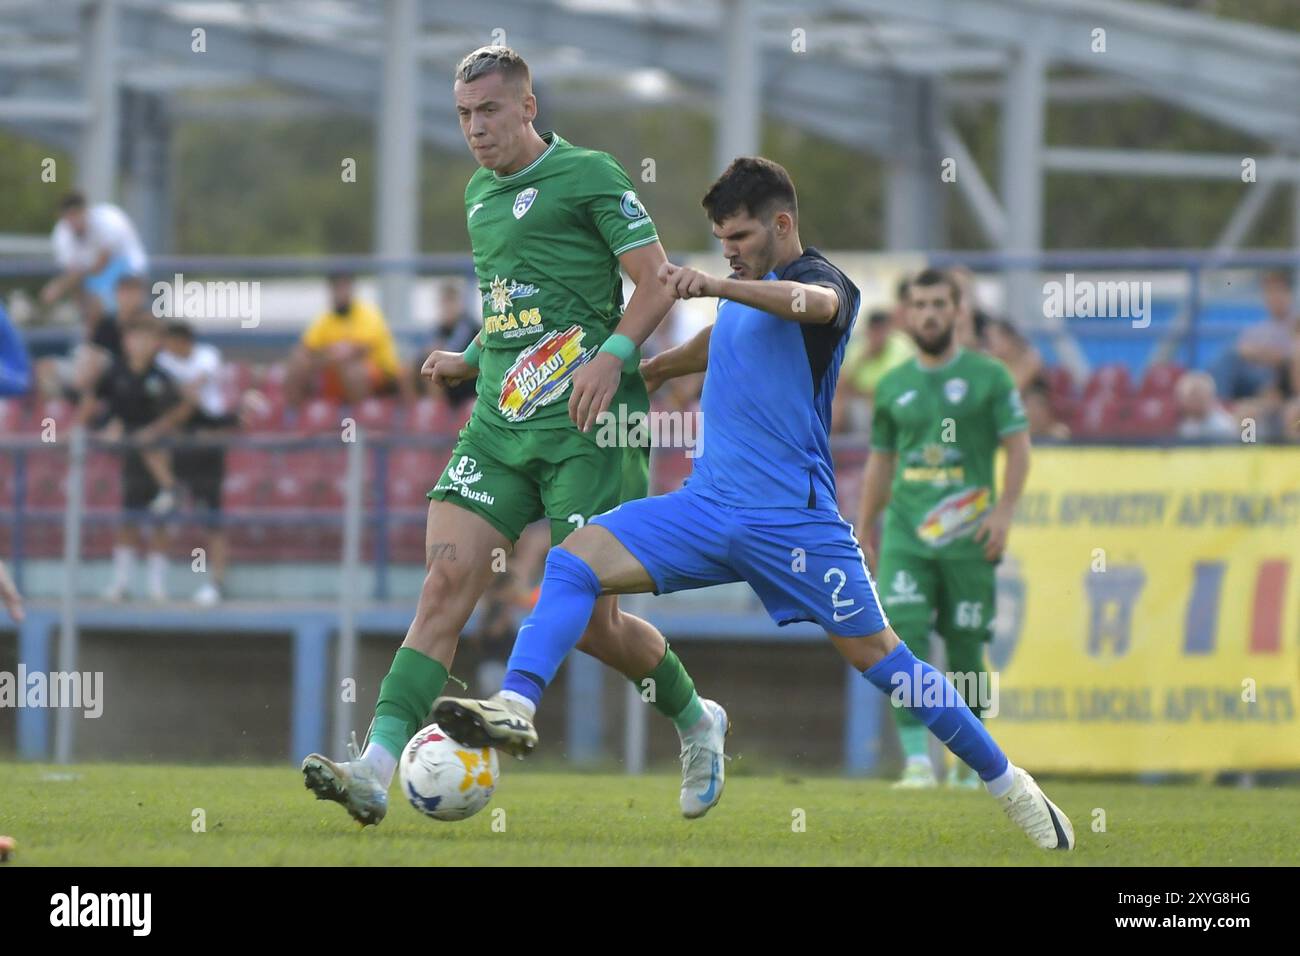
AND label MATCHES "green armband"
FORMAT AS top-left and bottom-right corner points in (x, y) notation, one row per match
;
(462, 337), (482, 368)
(598, 333), (640, 373)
